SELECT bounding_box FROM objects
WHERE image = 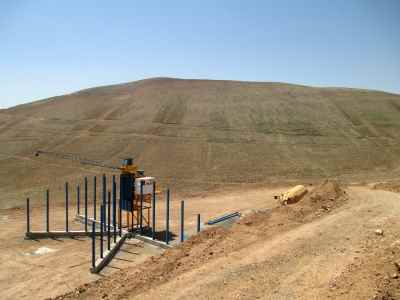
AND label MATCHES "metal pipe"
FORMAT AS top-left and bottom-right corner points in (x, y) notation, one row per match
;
(100, 205), (104, 258)
(46, 190), (49, 232)
(197, 214), (201, 233)
(93, 176), (97, 220)
(84, 177), (88, 232)
(152, 181), (156, 240)
(26, 198), (30, 233)
(102, 174), (106, 231)
(107, 191), (111, 250)
(131, 182), (134, 232)
(119, 185), (122, 237)
(77, 184), (80, 215)
(140, 181), (144, 234)
(166, 189), (170, 244)
(91, 221), (96, 268)
(65, 182), (69, 232)
(180, 200), (185, 243)
(112, 177), (117, 243)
